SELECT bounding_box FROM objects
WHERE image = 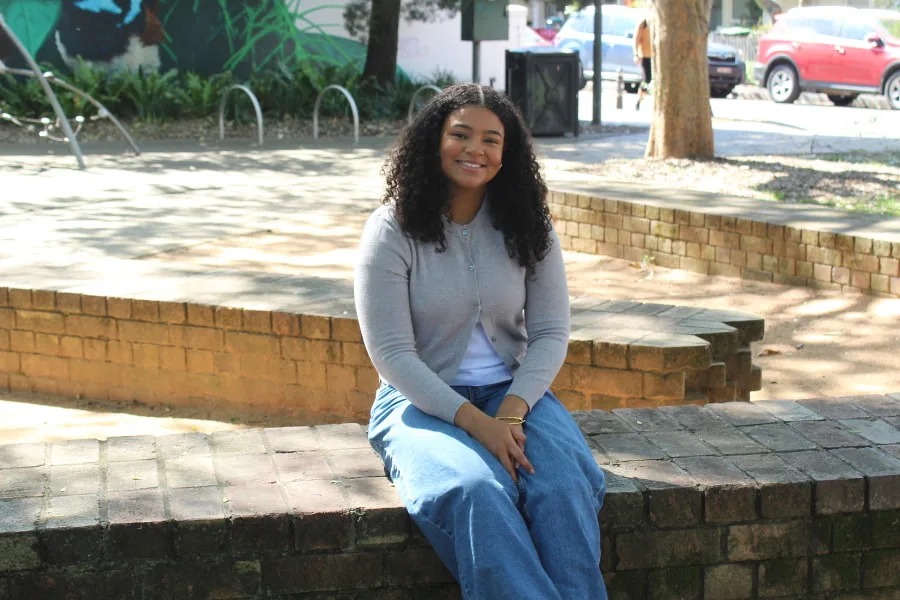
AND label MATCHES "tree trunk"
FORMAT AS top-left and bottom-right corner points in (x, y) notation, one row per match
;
(645, 0), (715, 159)
(362, 0), (402, 89)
